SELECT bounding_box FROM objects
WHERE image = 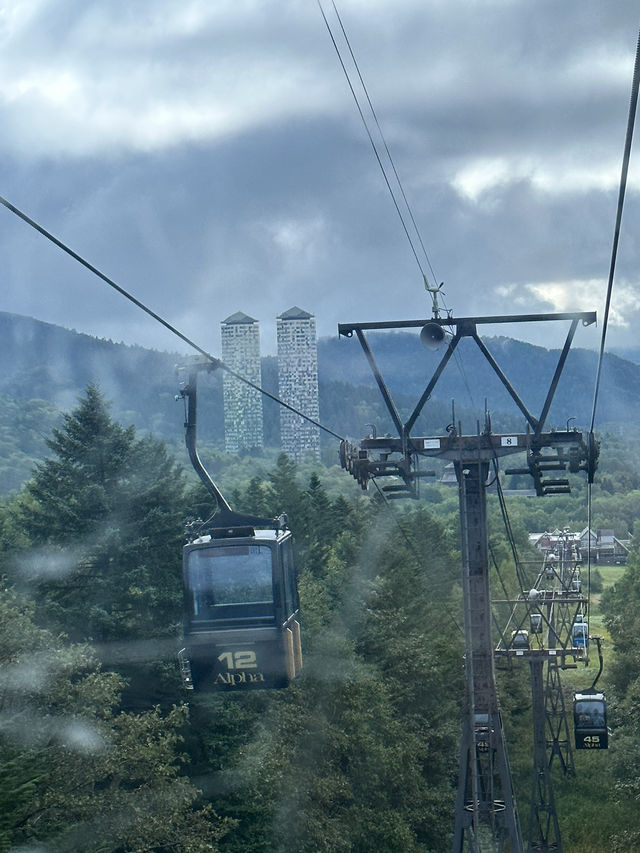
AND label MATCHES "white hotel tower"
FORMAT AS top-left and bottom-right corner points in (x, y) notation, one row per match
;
(277, 306), (320, 461)
(221, 312), (264, 453)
